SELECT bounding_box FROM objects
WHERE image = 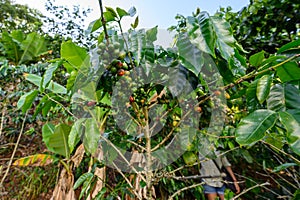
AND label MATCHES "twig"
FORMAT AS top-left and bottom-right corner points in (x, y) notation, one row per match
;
(256, 171), (293, 196)
(0, 111), (28, 186)
(168, 182), (204, 200)
(223, 54), (300, 90)
(232, 182), (270, 200)
(111, 162), (143, 200)
(98, 0), (109, 44)
(0, 102), (5, 138)
(262, 141), (300, 165)
(235, 173), (282, 198)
